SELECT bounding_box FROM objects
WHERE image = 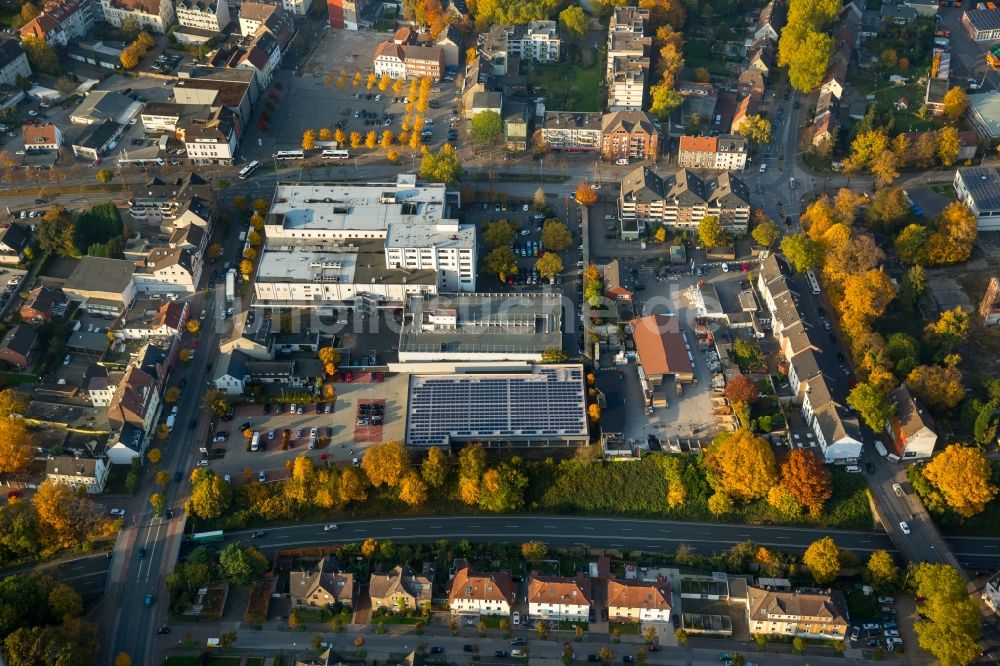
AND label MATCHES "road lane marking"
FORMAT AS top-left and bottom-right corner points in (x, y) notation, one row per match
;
(429, 526), (442, 530)
(582, 527), (594, 530)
